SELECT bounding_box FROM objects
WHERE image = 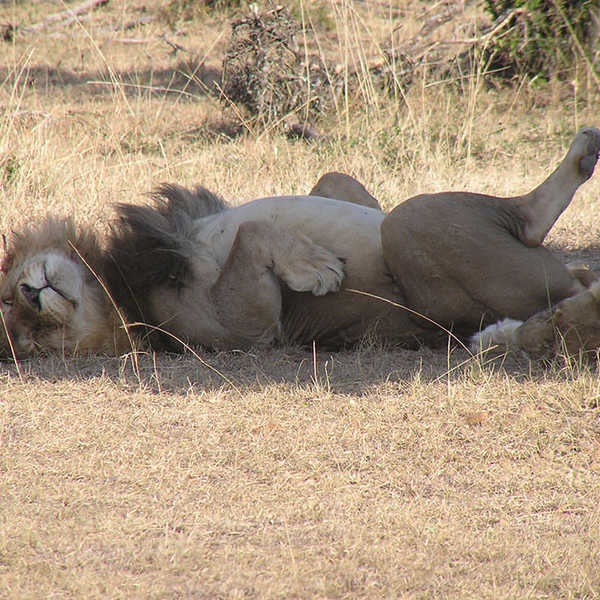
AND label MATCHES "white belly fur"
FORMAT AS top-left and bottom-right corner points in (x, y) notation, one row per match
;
(194, 195), (387, 289)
